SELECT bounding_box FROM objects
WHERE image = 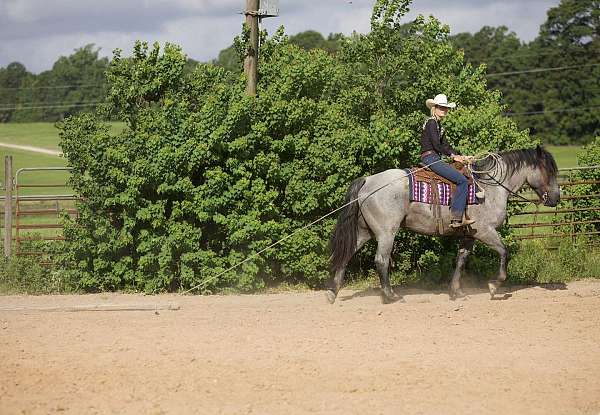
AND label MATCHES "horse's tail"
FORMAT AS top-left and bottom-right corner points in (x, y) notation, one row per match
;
(330, 177), (366, 272)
